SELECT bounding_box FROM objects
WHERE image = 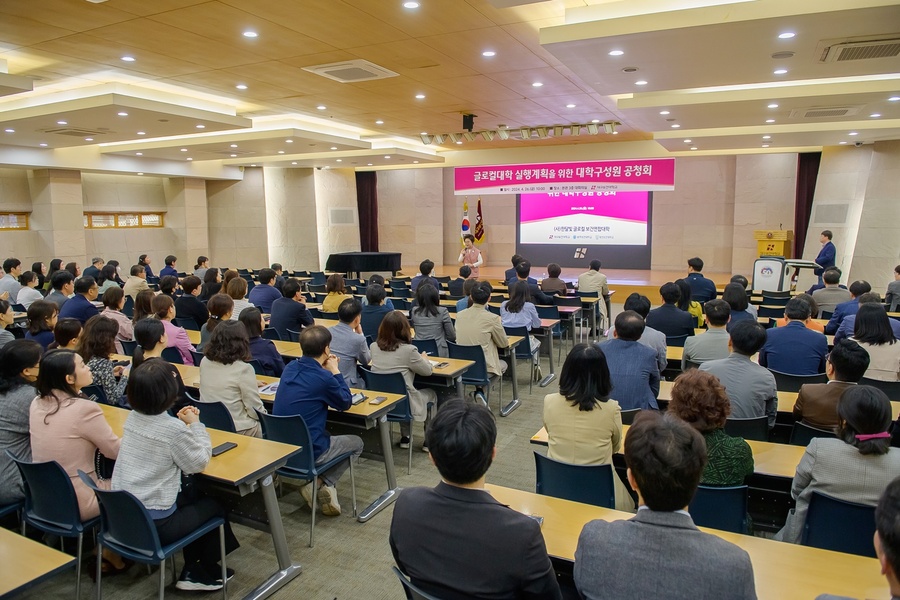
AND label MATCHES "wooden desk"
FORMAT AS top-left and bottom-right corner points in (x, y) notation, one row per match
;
(99, 404), (303, 600)
(416, 357), (474, 398)
(186, 328), (201, 345)
(666, 346), (683, 361)
(485, 484), (888, 600)
(0, 527), (76, 598)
